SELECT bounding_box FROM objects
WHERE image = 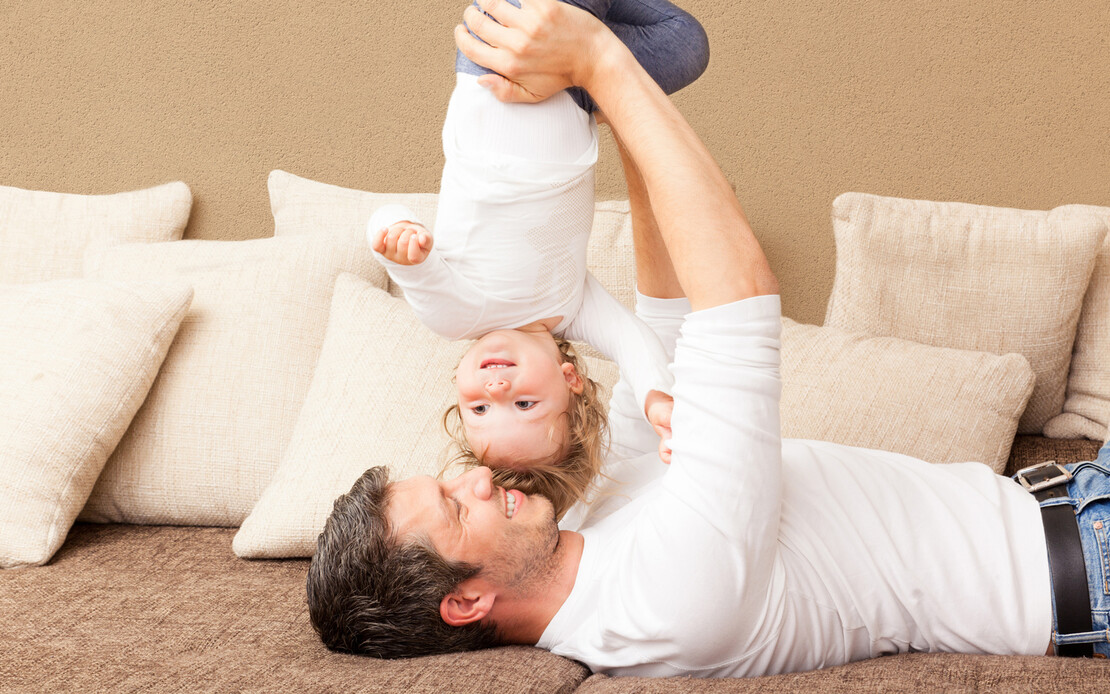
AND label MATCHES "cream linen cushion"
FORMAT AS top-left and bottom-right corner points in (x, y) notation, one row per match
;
(781, 319), (1035, 473)
(0, 181), (191, 283)
(824, 192), (1108, 434)
(234, 274), (617, 558)
(0, 279), (192, 568)
(1043, 205), (1110, 441)
(266, 170), (638, 308)
(79, 237), (382, 526)
(269, 169), (439, 244)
